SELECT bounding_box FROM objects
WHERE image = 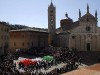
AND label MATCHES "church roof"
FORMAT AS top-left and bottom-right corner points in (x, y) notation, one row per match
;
(60, 13), (73, 28)
(80, 13), (96, 21)
(61, 21), (79, 30)
(79, 4), (97, 22)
